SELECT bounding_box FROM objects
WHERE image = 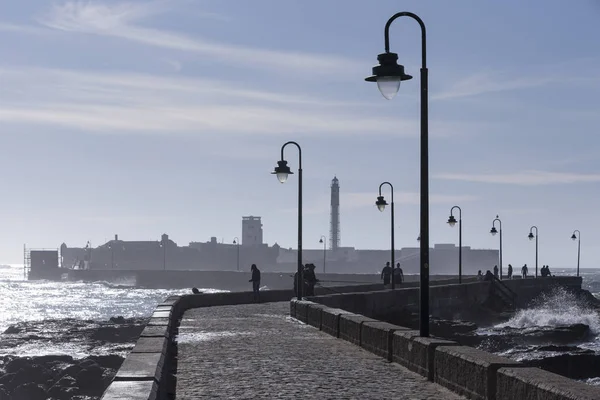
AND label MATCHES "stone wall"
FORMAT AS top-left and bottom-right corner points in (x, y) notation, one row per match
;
(292, 293), (600, 400)
(310, 276), (582, 321)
